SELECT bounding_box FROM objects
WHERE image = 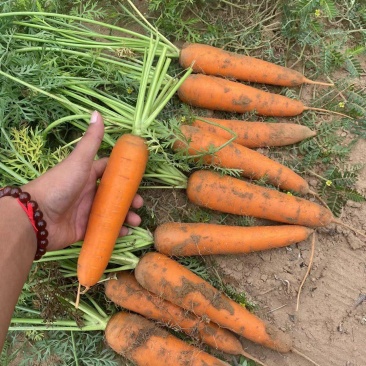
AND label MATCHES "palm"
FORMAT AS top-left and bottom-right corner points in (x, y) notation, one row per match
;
(23, 112), (142, 251)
